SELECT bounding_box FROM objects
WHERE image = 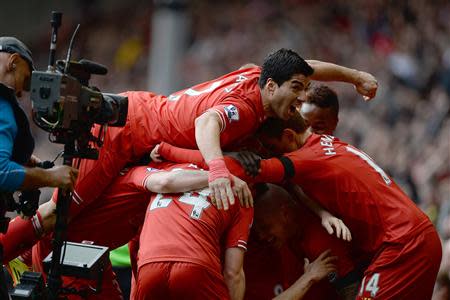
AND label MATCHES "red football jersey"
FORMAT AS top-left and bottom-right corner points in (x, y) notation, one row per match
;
(292, 202), (357, 278)
(127, 66), (265, 154)
(158, 134), (433, 259)
(33, 162), (178, 268)
(71, 67), (265, 219)
(280, 134), (433, 258)
(244, 237), (285, 300)
(138, 166), (254, 278)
